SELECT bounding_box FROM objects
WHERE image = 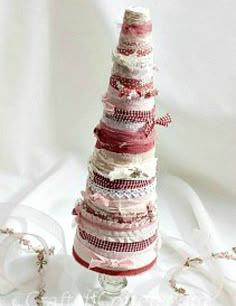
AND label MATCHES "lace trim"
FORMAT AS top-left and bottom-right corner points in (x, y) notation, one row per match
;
(87, 177), (156, 199)
(112, 63), (153, 82)
(112, 49), (153, 70)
